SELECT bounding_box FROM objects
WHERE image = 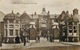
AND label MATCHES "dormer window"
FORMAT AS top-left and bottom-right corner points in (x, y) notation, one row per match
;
(74, 22), (77, 25)
(9, 20), (14, 23)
